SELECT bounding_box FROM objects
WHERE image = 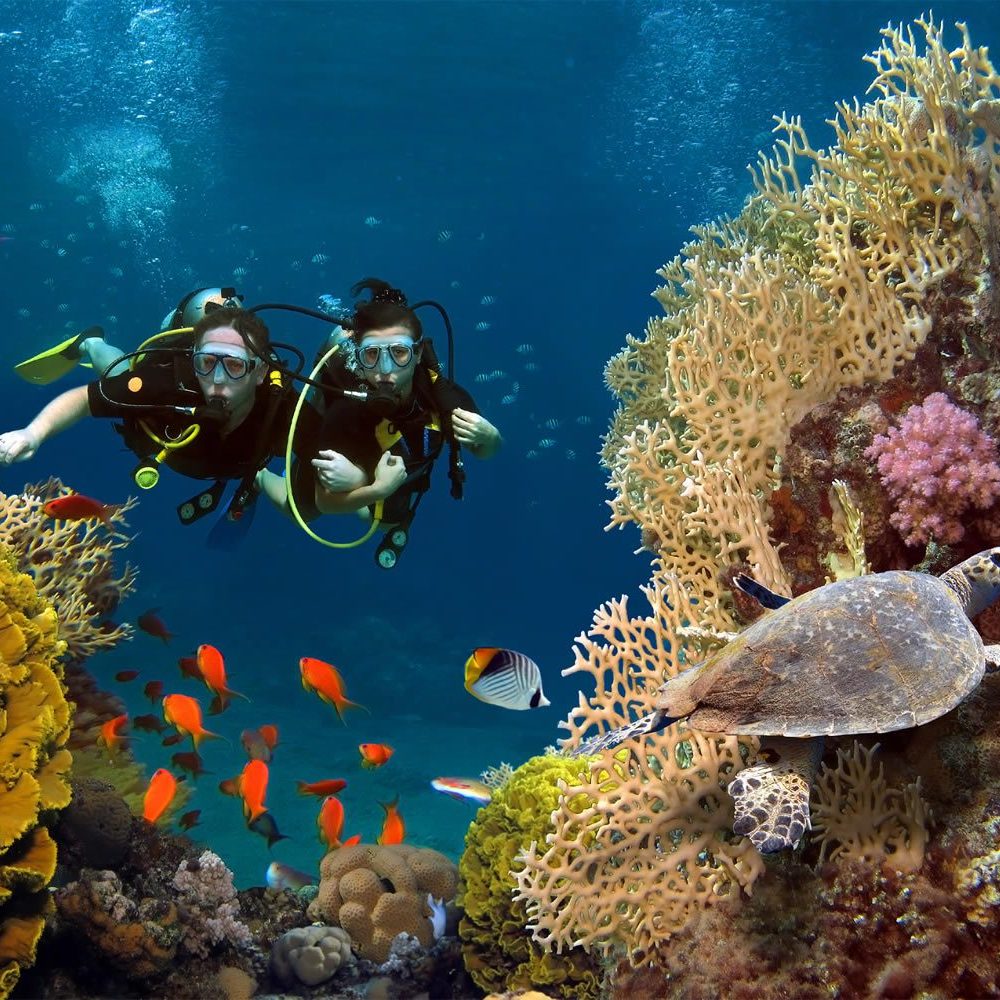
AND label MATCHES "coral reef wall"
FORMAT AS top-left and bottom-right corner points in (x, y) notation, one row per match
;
(516, 14), (1000, 974)
(0, 545), (73, 998)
